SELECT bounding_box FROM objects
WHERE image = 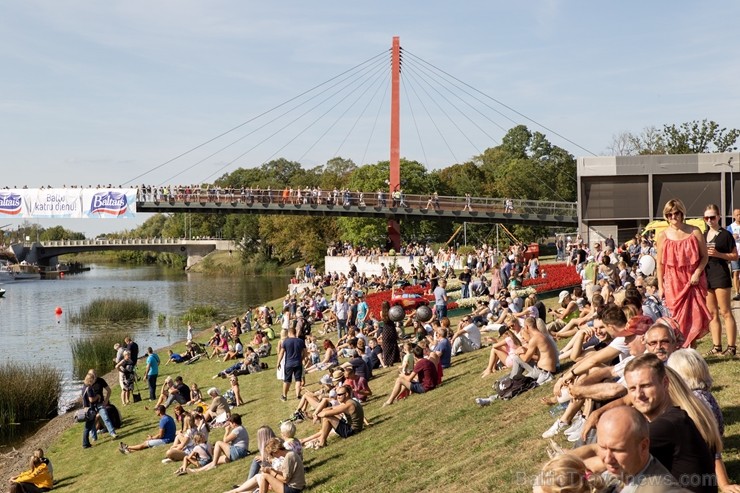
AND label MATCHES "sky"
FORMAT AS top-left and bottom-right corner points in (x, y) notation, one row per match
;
(1, 0), (739, 236)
